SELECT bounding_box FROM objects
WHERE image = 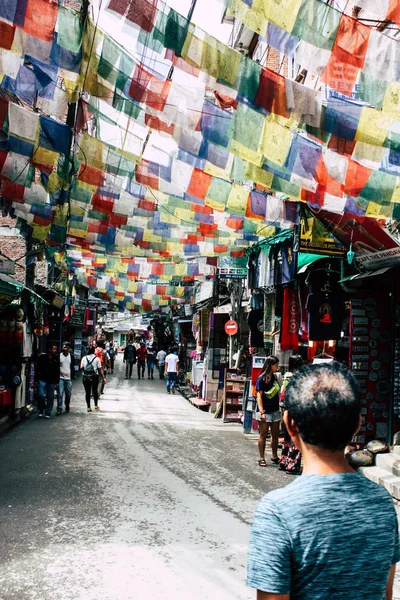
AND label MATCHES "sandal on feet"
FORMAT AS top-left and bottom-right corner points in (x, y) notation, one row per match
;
(271, 457), (279, 464)
(258, 459), (267, 467)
